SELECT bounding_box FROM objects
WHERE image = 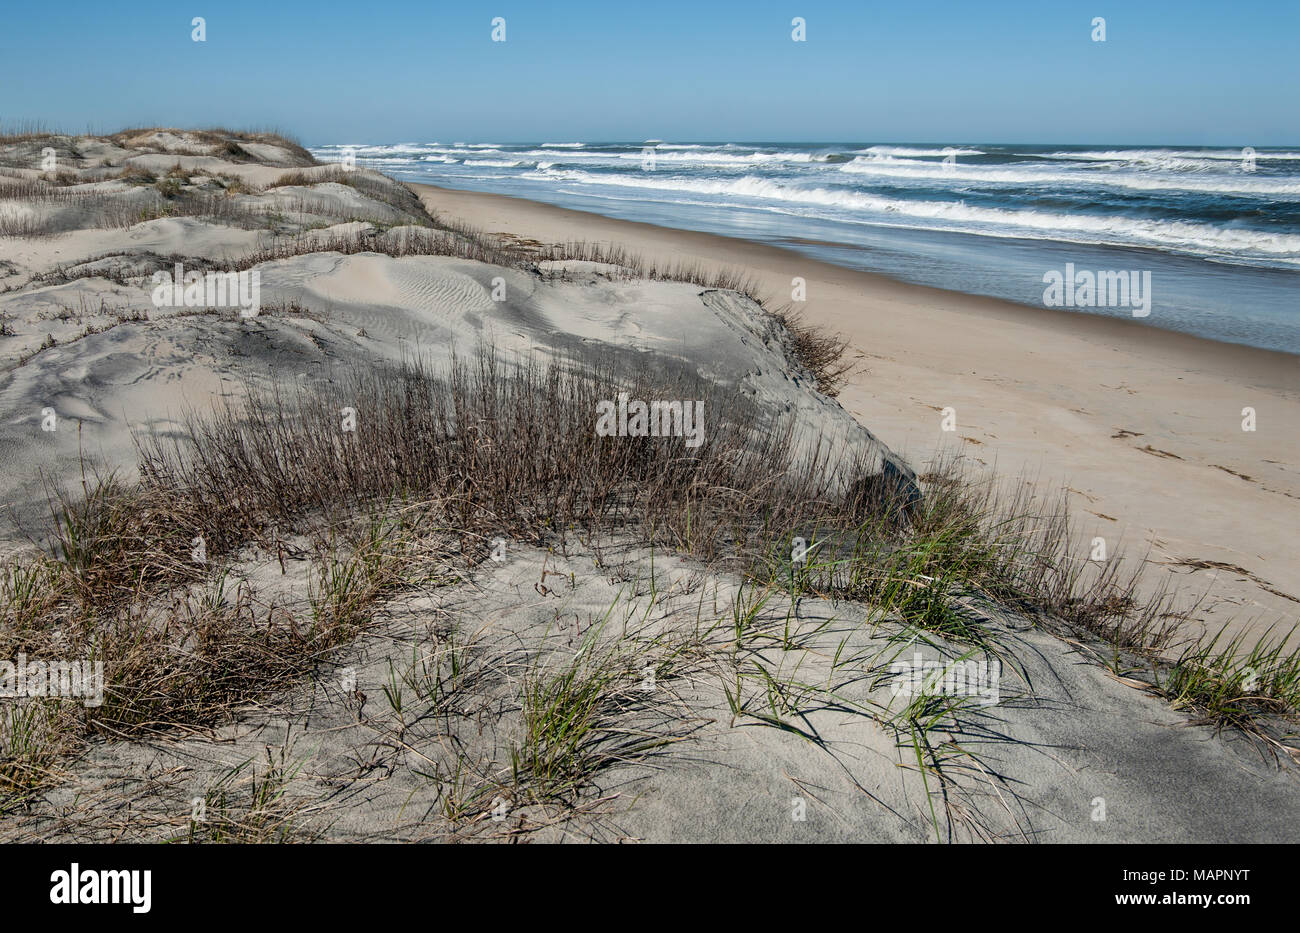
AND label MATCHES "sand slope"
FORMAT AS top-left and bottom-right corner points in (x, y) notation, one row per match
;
(1, 134), (906, 546)
(406, 183), (1300, 648)
(6, 538), (1297, 843)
